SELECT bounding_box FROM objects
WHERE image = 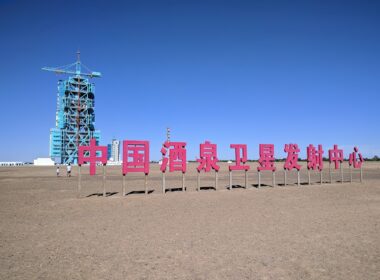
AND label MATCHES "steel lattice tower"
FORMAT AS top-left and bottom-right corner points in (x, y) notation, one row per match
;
(43, 52), (101, 164)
